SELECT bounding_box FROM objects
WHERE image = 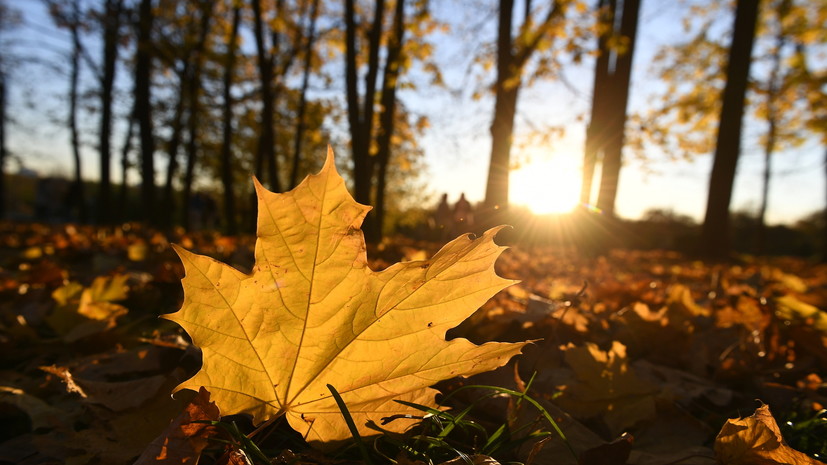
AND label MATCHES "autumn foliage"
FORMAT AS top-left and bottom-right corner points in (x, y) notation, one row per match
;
(0, 151), (825, 464)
